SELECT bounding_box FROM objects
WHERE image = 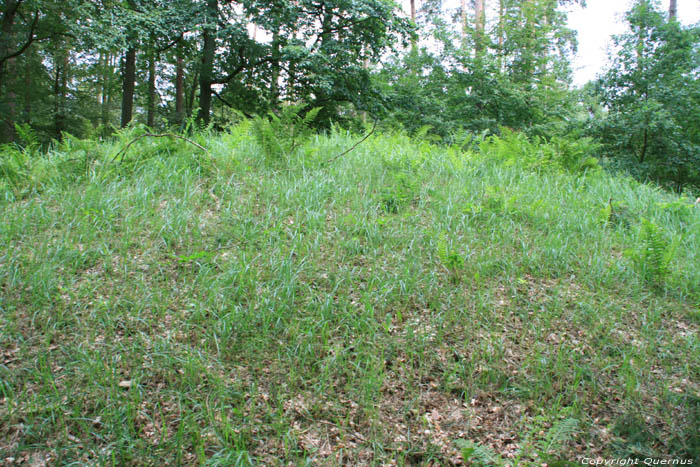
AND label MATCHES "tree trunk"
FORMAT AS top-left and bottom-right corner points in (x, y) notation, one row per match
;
(120, 46), (136, 127)
(639, 128), (648, 163)
(410, 0), (416, 49)
(0, 0), (21, 142)
(270, 30), (281, 110)
(197, 0), (217, 124)
(54, 51), (69, 139)
(187, 69), (199, 117)
(101, 53), (111, 130)
(498, 0), (505, 71)
(120, 0), (138, 128)
(175, 45), (185, 124)
(147, 48), (157, 128)
(475, 0), (485, 56)
(23, 50), (31, 123)
(0, 0), (20, 92)
(461, 0), (468, 44)
(668, 0), (677, 20)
